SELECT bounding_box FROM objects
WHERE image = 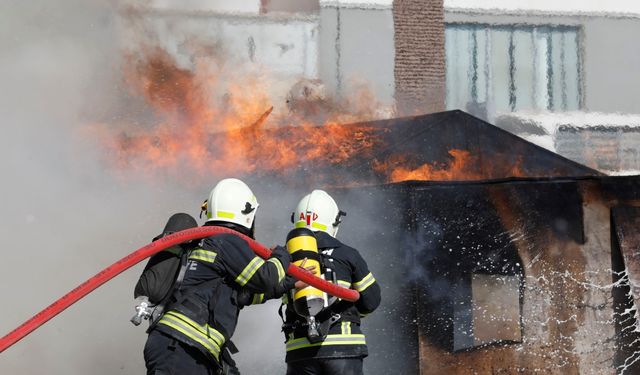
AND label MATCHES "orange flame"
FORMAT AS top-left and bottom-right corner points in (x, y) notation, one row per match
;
(373, 150), (526, 183)
(89, 45), (525, 185)
(374, 150), (481, 182)
(88, 47), (387, 181)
